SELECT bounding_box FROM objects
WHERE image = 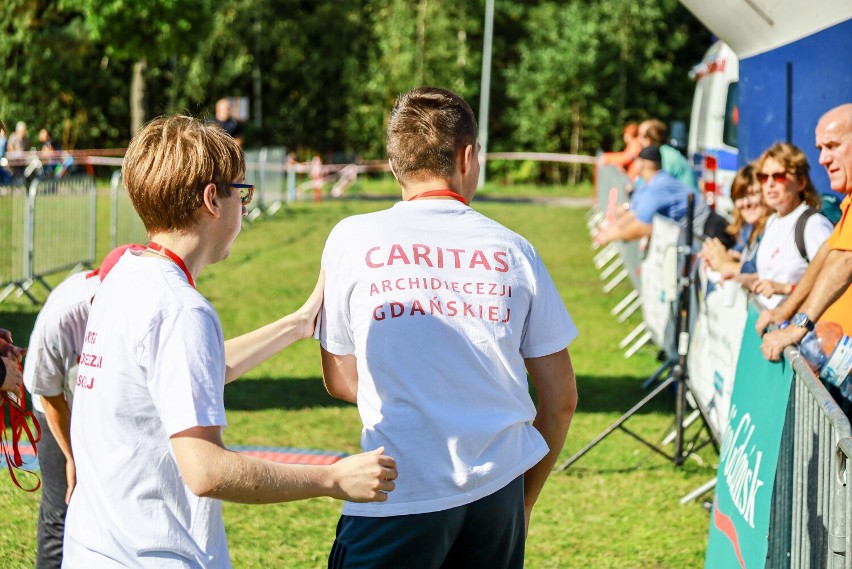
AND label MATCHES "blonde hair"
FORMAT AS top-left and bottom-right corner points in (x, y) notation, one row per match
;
(757, 142), (821, 209)
(123, 115), (245, 233)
